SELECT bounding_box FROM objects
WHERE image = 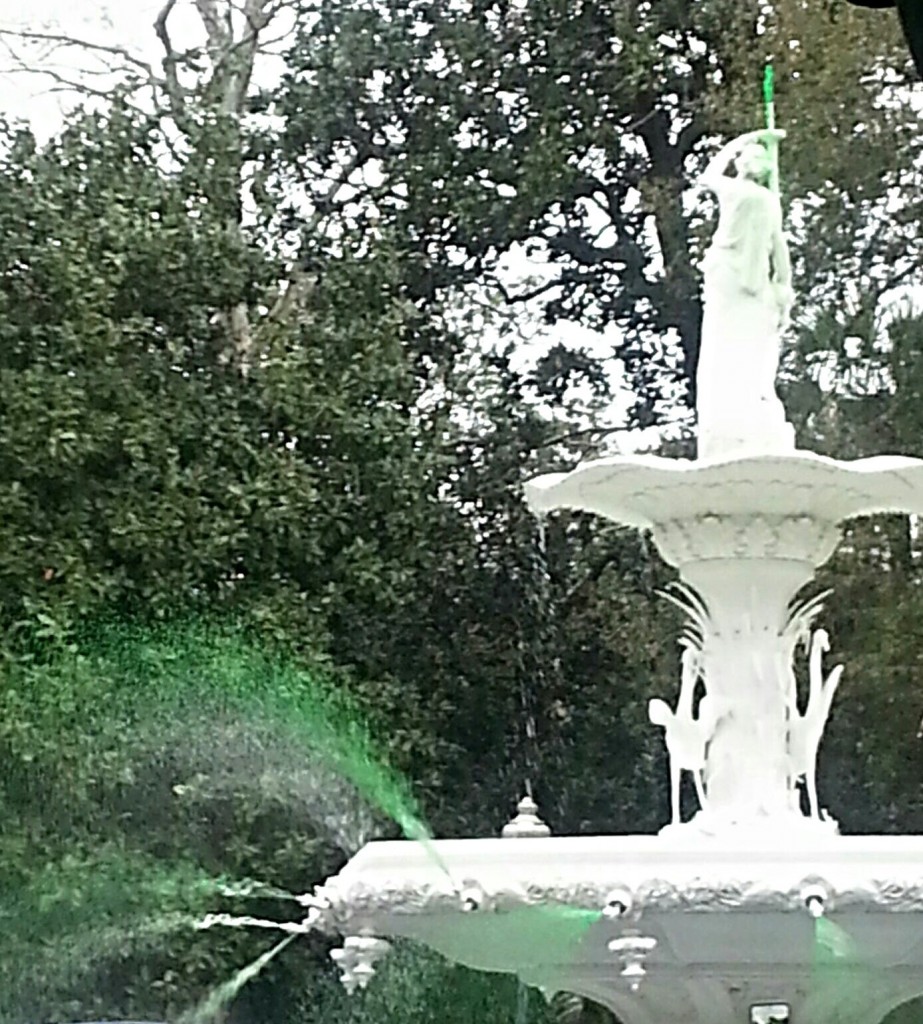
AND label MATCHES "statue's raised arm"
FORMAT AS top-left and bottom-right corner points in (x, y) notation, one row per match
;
(699, 128), (792, 321)
(700, 130), (777, 193)
(695, 129), (796, 460)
